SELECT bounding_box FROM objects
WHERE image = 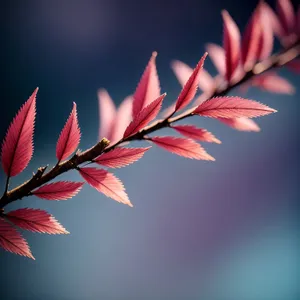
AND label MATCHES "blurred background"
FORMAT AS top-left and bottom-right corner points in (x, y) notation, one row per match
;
(0, 0), (299, 299)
